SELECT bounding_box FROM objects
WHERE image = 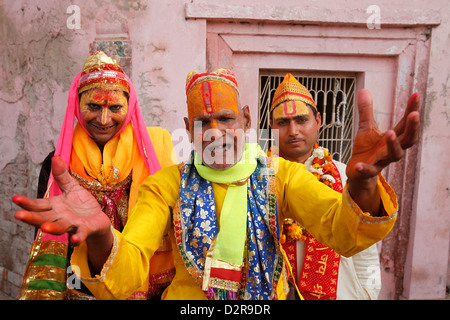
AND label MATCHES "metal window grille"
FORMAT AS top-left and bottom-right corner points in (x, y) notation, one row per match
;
(258, 72), (356, 163)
